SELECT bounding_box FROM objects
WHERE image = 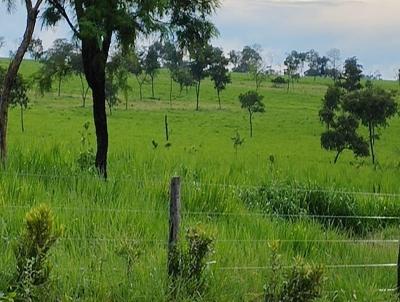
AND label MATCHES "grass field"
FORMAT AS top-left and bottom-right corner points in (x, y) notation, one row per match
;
(1, 58), (400, 301)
